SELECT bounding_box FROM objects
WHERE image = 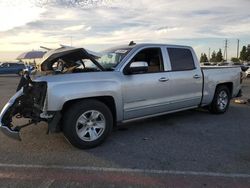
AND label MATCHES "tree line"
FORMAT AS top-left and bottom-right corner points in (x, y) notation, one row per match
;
(200, 45), (250, 63)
